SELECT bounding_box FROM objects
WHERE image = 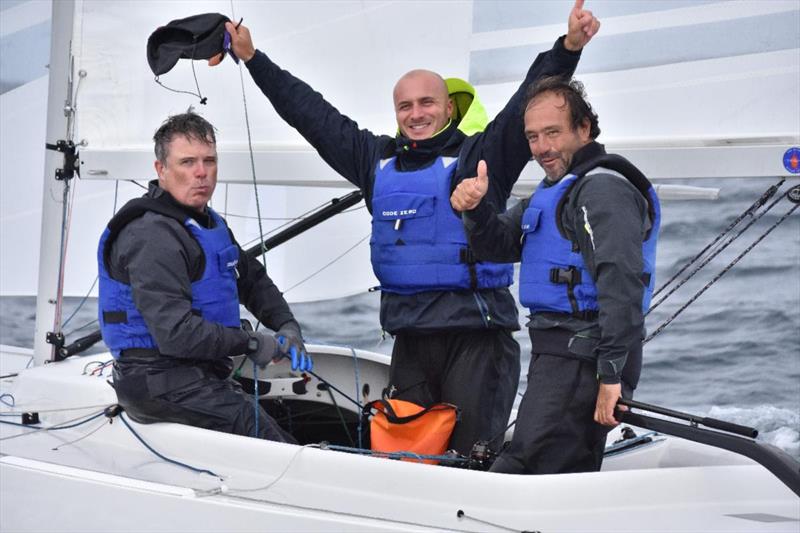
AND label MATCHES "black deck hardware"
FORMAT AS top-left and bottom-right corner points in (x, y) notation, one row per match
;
(45, 140), (80, 181)
(56, 329), (103, 361)
(618, 407), (800, 497)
